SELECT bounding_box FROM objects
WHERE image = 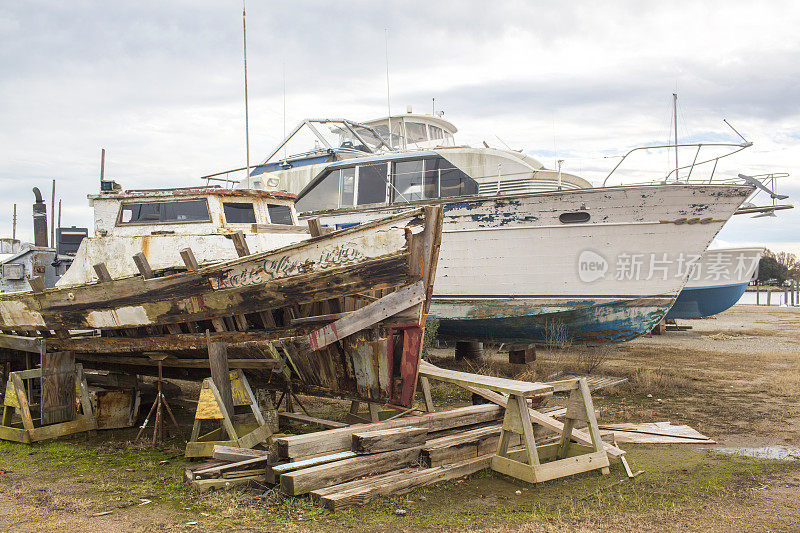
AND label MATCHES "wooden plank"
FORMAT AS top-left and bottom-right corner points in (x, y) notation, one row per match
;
(308, 281), (426, 351)
(251, 223), (310, 234)
(290, 312), (351, 326)
(464, 385), (626, 459)
(280, 446), (423, 496)
(352, 426), (428, 454)
(208, 341), (234, 417)
(275, 404), (504, 460)
(420, 425), (519, 467)
(419, 360), (552, 397)
(194, 454), (271, 476)
(51, 328), (305, 353)
(279, 412), (348, 429)
(313, 454), (491, 511)
(10, 373), (34, 432)
(271, 451), (357, 475)
(0, 333), (41, 353)
(40, 351), (76, 425)
(75, 354), (277, 370)
(211, 445), (270, 462)
(192, 473), (266, 492)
